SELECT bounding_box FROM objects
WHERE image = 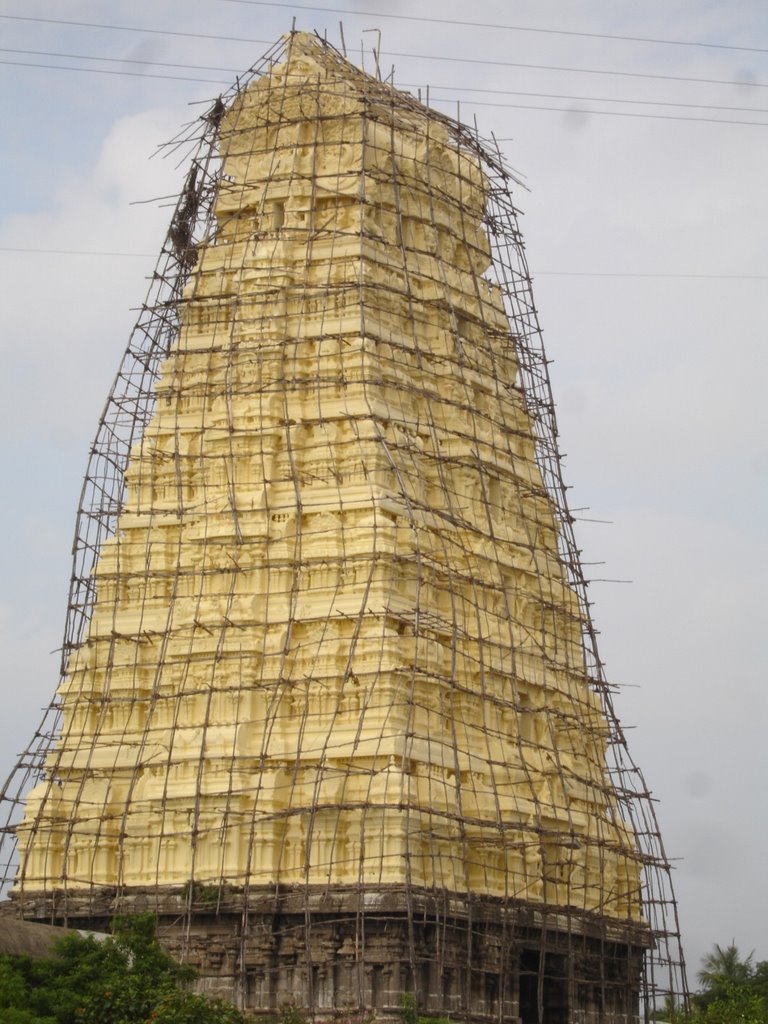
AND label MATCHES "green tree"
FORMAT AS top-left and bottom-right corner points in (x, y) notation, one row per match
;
(752, 962), (768, 1003)
(0, 913), (247, 1024)
(684, 943), (768, 1024)
(697, 945), (755, 1008)
(691, 983), (766, 1024)
(654, 992), (683, 1021)
(134, 988), (246, 1024)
